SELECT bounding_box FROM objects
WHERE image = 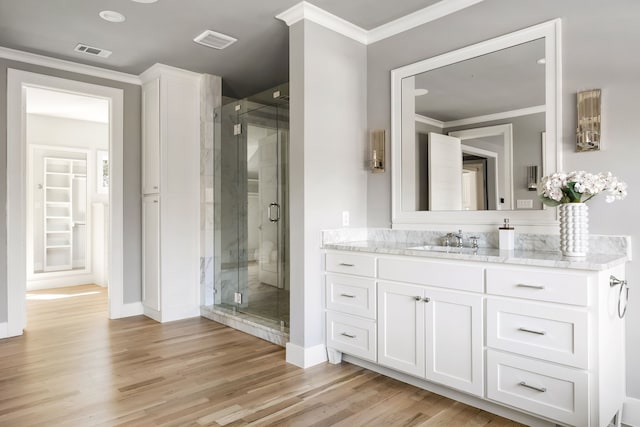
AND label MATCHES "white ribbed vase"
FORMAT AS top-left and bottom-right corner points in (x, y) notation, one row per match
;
(559, 203), (589, 256)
